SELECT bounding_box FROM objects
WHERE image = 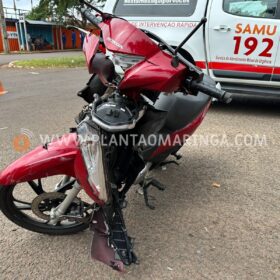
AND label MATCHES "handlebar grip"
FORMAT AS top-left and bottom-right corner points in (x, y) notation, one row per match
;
(81, 8), (101, 27)
(189, 79), (232, 103)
